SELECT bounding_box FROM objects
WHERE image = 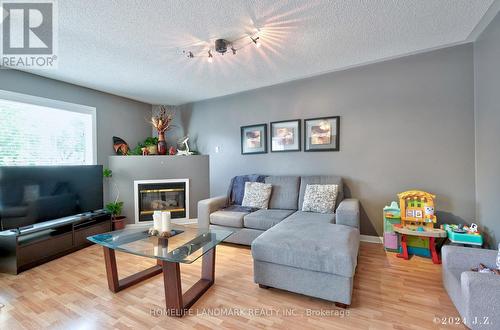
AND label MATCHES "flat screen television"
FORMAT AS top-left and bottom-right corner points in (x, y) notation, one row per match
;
(0, 165), (103, 231)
